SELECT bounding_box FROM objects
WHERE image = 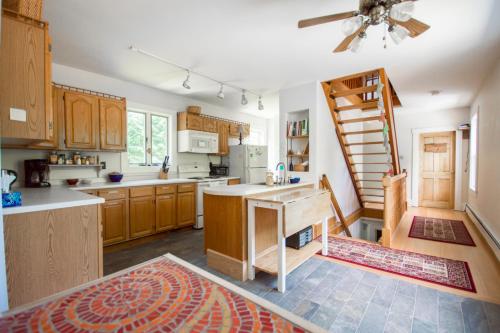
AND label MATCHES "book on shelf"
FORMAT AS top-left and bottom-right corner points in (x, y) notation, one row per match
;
(287, 119), (308, 137)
